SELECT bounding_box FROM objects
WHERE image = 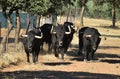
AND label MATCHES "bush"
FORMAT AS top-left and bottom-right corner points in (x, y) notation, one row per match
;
(0, 52), (25, 69)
